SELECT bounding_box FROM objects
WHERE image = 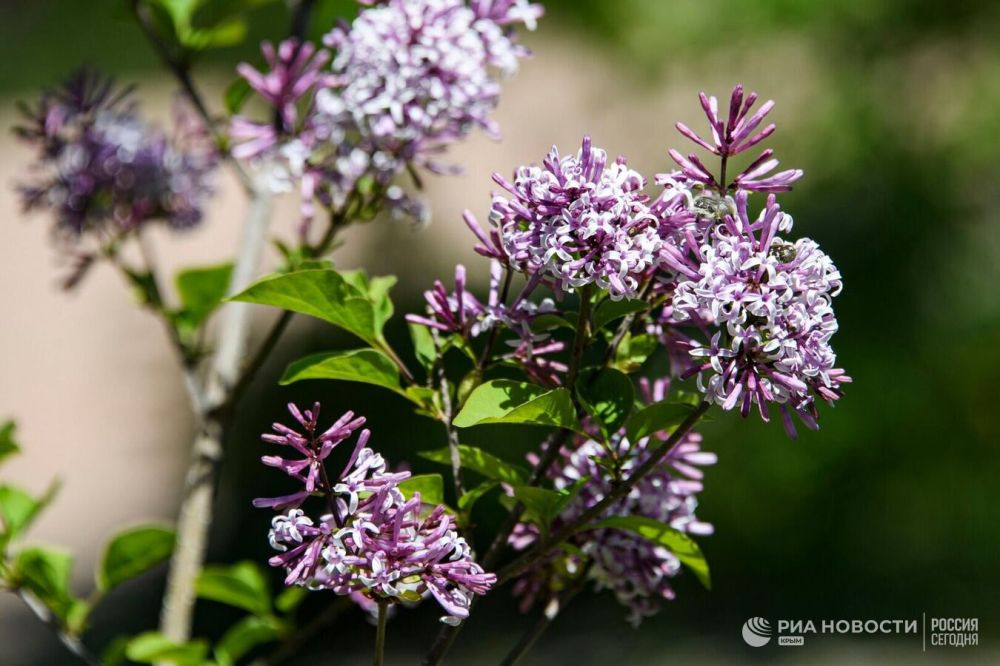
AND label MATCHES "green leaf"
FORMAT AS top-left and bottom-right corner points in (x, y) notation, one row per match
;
(453, 380), (578, 431)
(408, 323), (437, 372)
(593, 298), (648, 332)
(588, 516), (711, 589)
(340, 269), (397, 338)
(458, 481), (499, 511)
(215, 615), (283, 666)
(230, 269), (379, 345)
(611, 332), (659, 373)
(418, 445), (527, 485)
(529, 313), (575, 334)
(510, 483), (584, 530)
(0, 482), (57, 542)
(196, 561), (271, 616)
(182, 18), (247, 49)
(126, 632), (209, 665)
(279, 349), (403, 396)
(101, 635), (131, 666)
(98, 525), (176, 592)
(175, 262), (233, 329)
(624, 401), (697, 443)
(577, 368), (634, 437)
(398, 474), (444, 506)
(274, 585), (307, 614)
(14, 547), (74, 620)
(0, 420), (20, 465)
